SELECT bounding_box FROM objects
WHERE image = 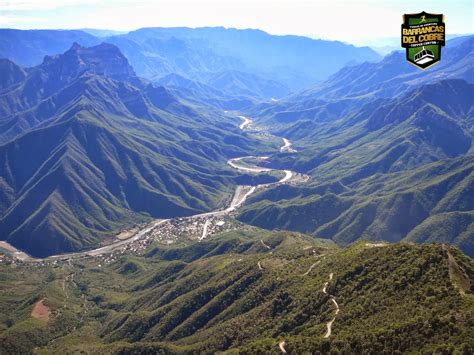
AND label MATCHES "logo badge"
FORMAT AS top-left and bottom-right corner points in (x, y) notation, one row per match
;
(401, 11), (445, 69)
